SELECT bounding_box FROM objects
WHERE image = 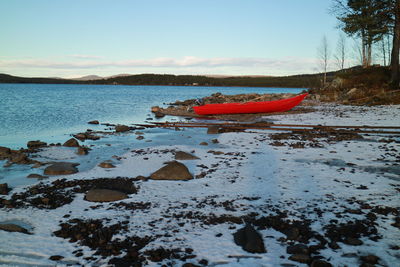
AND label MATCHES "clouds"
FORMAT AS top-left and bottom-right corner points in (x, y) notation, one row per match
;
(0, 56), (317, 76)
